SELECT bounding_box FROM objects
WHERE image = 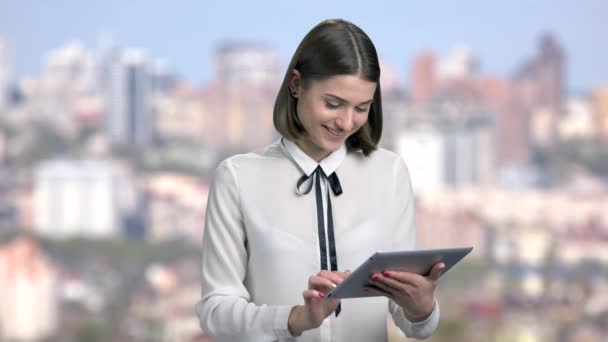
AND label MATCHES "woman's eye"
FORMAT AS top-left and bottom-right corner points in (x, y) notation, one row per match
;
(325, 101), (341, 109)
(355, 107), (368, 113)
